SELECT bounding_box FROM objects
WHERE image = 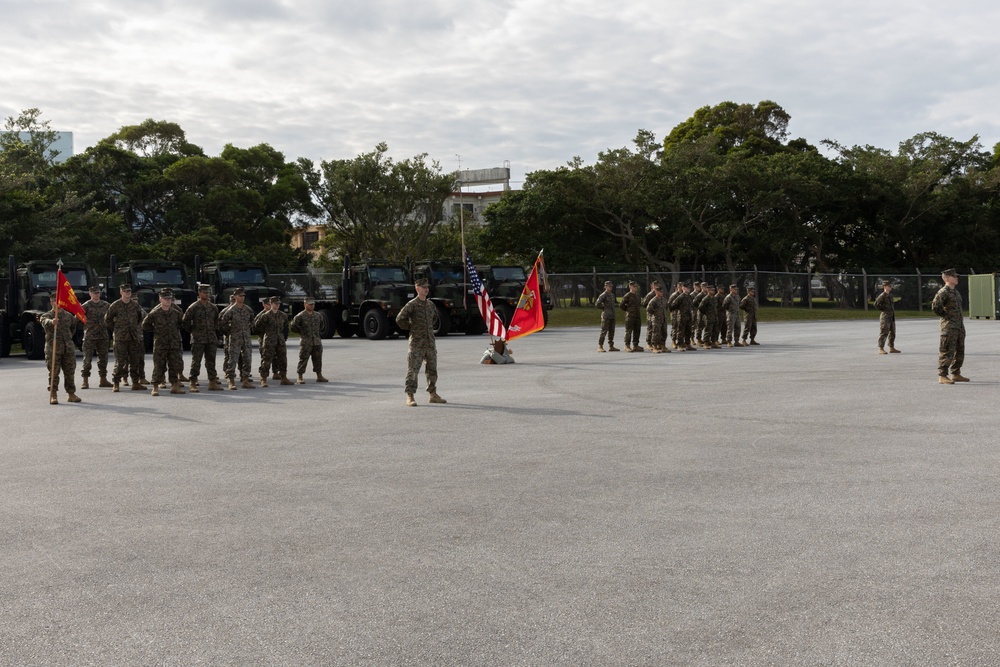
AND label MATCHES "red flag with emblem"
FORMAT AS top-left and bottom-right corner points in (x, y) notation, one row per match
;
(55, 269), (87, 324)
(506, 253), (545, 341)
